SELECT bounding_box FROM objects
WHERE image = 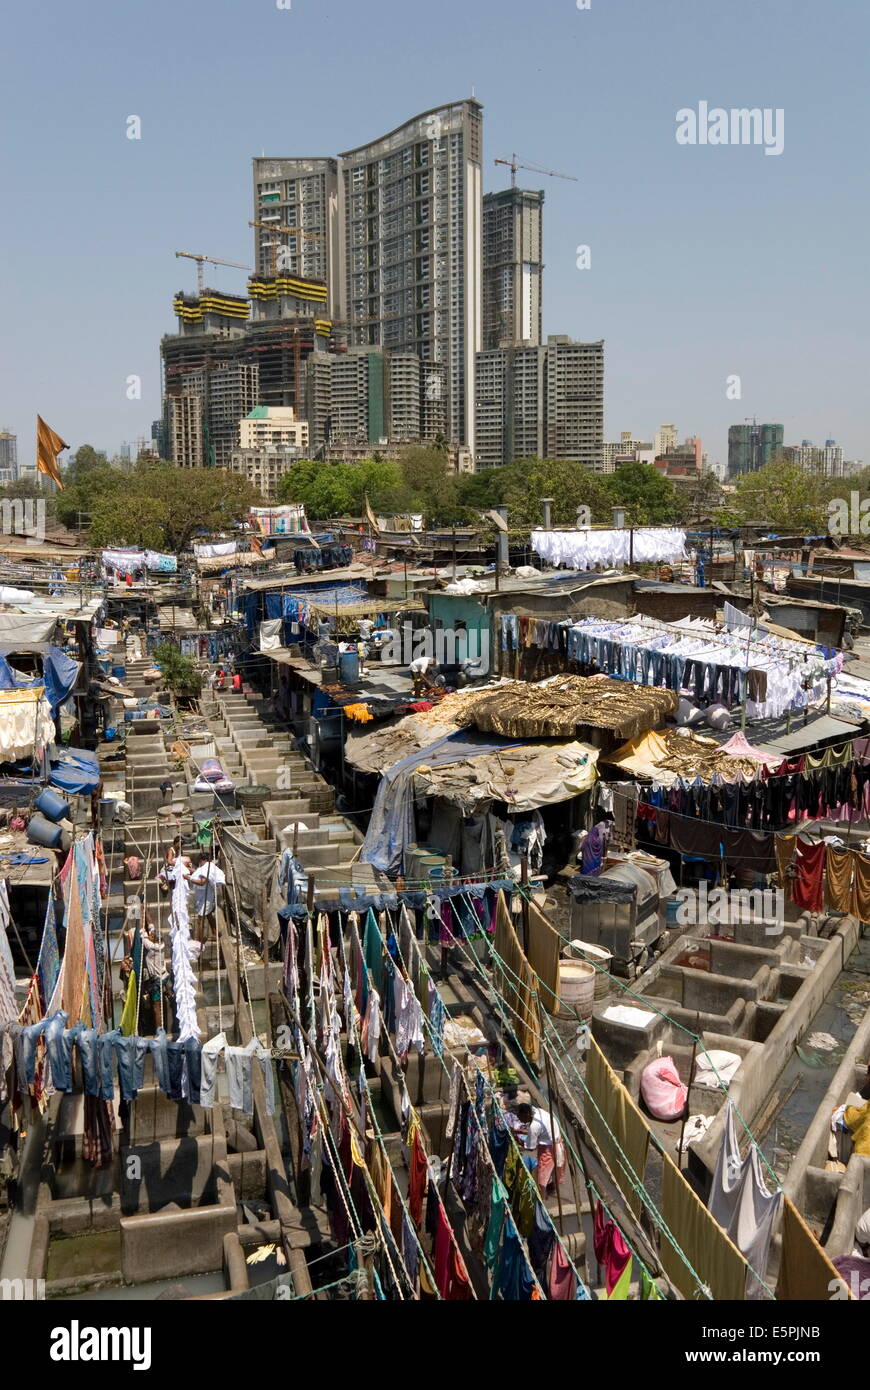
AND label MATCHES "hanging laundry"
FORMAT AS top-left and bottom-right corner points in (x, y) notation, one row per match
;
(709, 1102), (782, 1298)
(593, 1201), (632, 1295)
